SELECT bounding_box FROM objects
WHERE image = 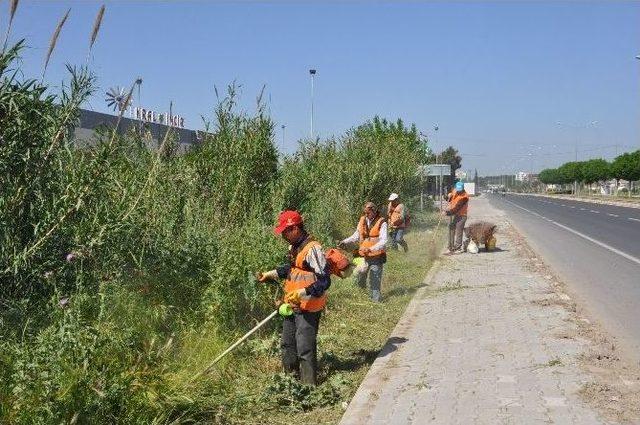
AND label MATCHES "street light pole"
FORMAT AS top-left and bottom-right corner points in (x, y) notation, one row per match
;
(134, 77), (142, 125)
(309, 69), (316, 139)
(281, 124), (286, 154)
(433, 125), (442, 210)
(136, 77), (142, 110)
